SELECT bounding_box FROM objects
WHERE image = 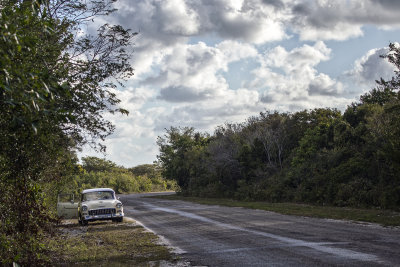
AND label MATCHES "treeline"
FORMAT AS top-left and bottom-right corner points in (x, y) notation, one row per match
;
(157, 44), (400, 210)
(60, 157), (177, 196)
